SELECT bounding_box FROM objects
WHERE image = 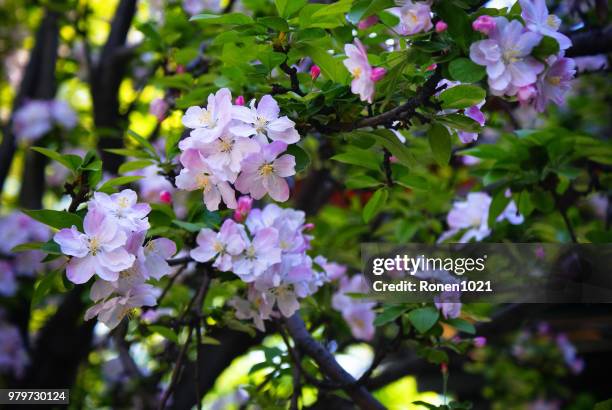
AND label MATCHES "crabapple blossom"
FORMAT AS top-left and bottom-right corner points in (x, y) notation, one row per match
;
(357, 15), (379, 30)
(387, 1), (433, 36)
(159, 190), (172, 204)
(50, 100), (78, 129)
(191, 219), (246, 271)
(149, 98), (169, 121)
(199, 129), (260, 174)
(519, 0), (571, 50)
(182, 0), (219, 16)
(314, 255), (347, 281)
(90, 189), (151, 233)
(234, 95), (245, 106)
(175, 149), (237, 210)
(0, 262), (17, 297)
(0, 319), (29, 378)
(535, 56), (576, 112)
(232, 227), (282, 282)
(54, 207), (135, 284)
(245, 204), (309, 253)
(435, 291), (462, 319)
(437, 79), (486, 143)
(13, 100), (52, 142)
(332, 274), (376, 341)
(234, 141), (296, 202)
(472, 15), (496, 34)
(370, 67), (387, 82)
(180, 88), (233, 147)
(343, 39), (381, 103)
(231, 95), (300, 144)
(130, 231), (177, 280)
(0, 211), (50, 276)
(469, 17), (544, 95)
